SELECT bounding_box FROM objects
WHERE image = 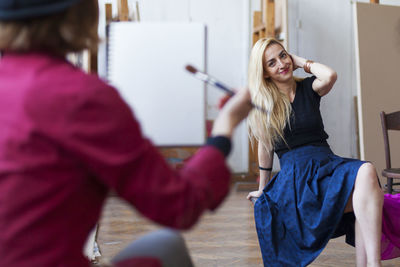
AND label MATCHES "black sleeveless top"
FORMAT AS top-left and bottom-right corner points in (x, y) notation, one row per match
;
(274, 76), (329, 158)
